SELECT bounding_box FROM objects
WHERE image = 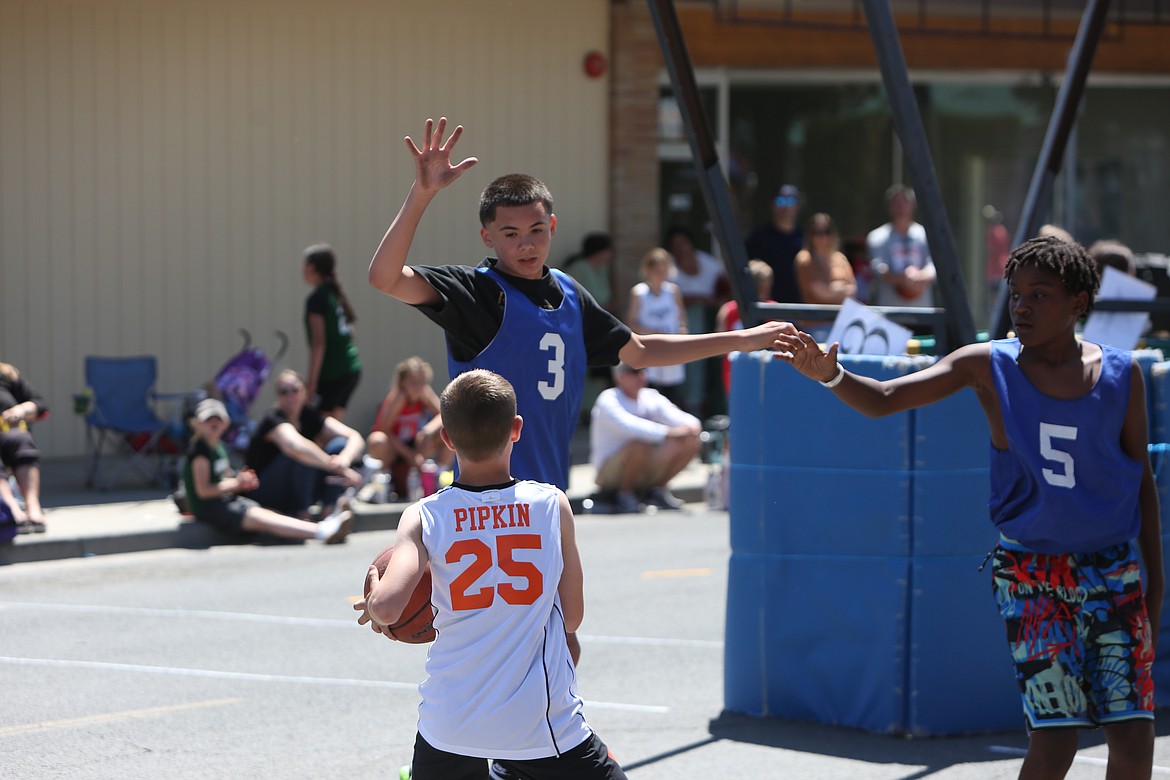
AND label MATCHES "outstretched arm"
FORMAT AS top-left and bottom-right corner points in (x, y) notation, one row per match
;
(618, 320), (797, 369)
(369, 117), (478, 305)
(776, 331), (987, 417)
